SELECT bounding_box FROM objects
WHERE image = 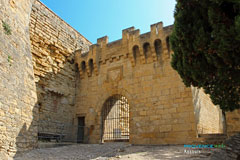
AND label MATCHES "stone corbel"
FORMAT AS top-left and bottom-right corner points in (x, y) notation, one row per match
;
(150, 43), (157, 62)
(139, 47), (146, 64)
